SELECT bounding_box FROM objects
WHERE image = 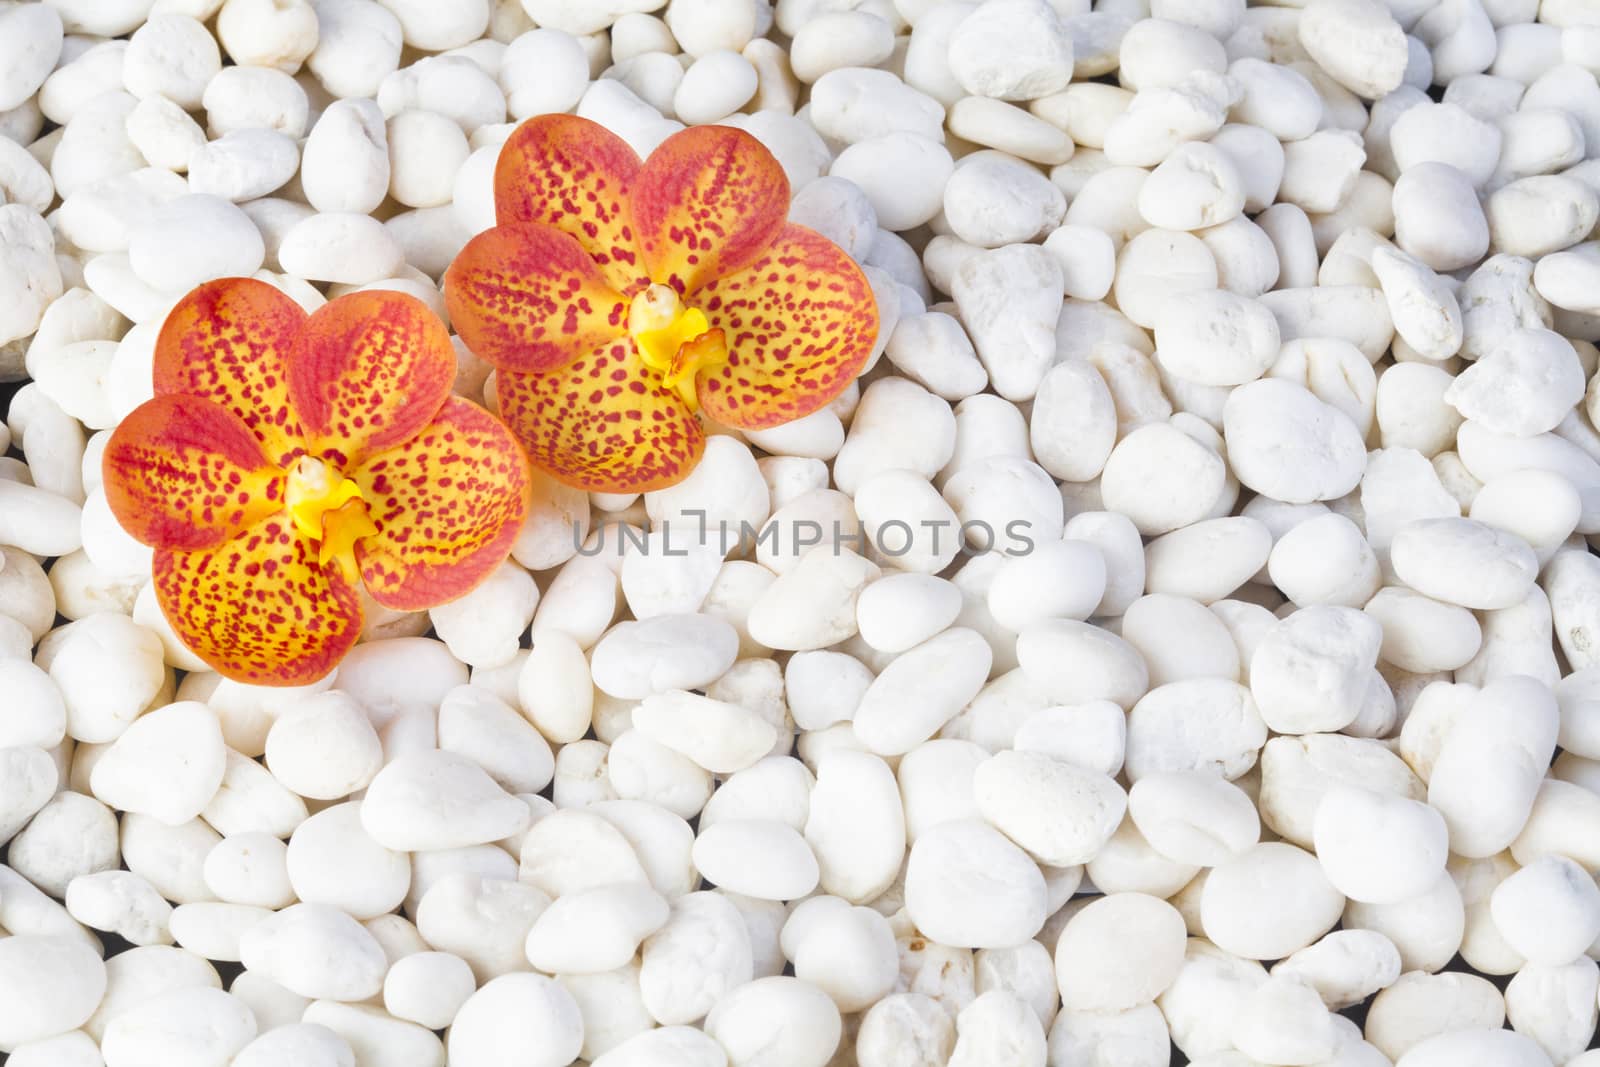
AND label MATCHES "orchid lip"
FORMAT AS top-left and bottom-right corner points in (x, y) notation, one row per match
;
(629, 283), (727, 410)
(286, 455), (378, 580)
